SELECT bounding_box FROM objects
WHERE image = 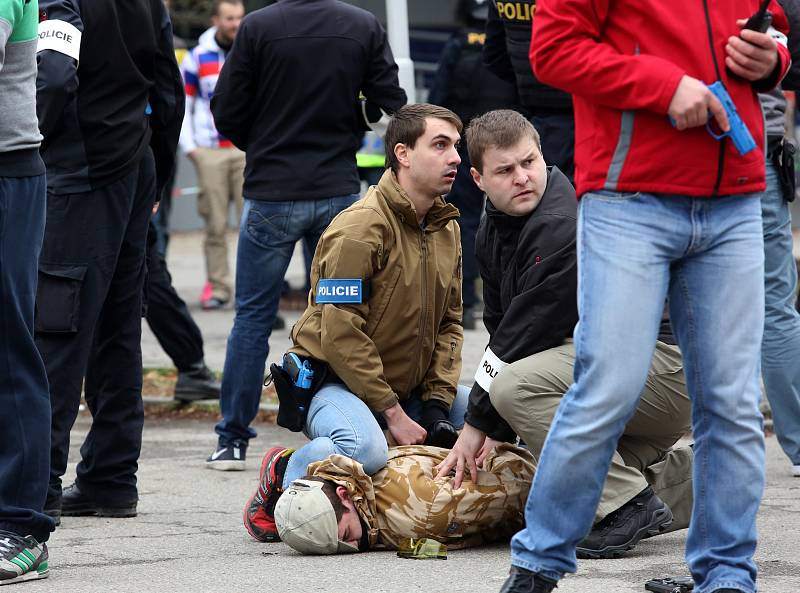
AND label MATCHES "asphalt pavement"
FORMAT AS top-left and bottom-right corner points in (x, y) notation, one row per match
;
(34, 229), (800, 593)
